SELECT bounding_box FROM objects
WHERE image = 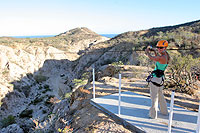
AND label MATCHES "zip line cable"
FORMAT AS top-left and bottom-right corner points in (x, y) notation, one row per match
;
(32, 47), (200, 54)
